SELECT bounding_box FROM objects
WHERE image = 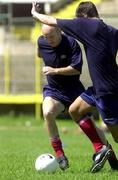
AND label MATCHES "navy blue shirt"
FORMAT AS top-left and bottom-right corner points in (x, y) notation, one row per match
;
(57, 18), (118, 97)
(38, 34), (84, 94)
